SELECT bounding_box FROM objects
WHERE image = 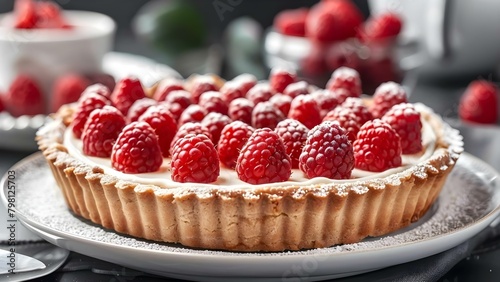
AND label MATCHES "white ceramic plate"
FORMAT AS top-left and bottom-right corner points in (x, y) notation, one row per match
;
(2, 152), (500, 281)
(0, 52), (180, 151)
